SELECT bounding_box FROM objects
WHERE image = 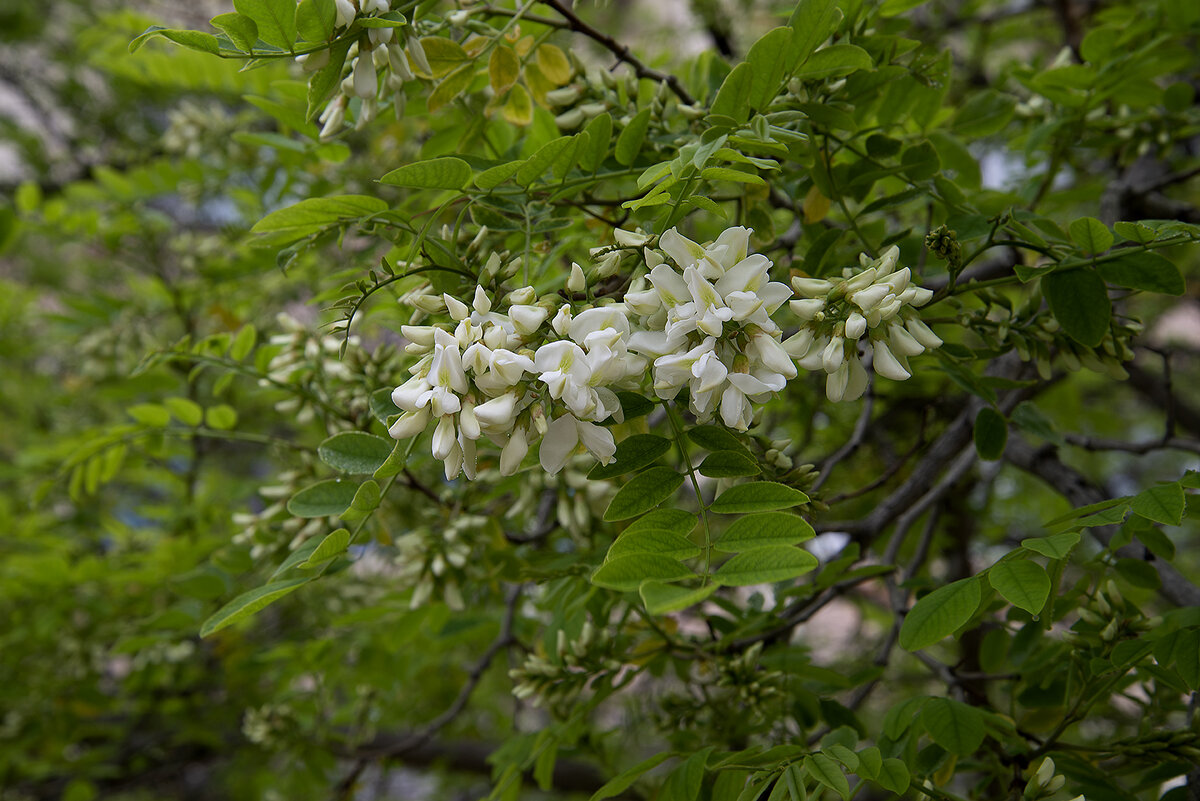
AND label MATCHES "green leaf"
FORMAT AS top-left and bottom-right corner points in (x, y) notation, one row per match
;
(588, 753), (673, 801)
(1098, 251), (1185, 295)
(129, 27), (222, 55)
(229, 324), (257, 360)
(1173, 629), (1200, 690)
(287, 479), (359, 518)
(1116, 557), (1160, 590)
(608, 528), (700, 561)
(746, 27), (796, 111)
(591, 554), (694, 592)
(688, 425), (750, 454)
(299, 528), (351, 567)
(295, 0), (335, 43)
(200, 577), (311, 637)
(1136, 524), (1175, 561)
(517, 136), (576, 185)
(615, 108), (652, 167)
(640, 581), (718, 614)
(973, 407), (1007, 460)
(1113, 221), (1157, 244)
(699, 450), (761, 478)
(803, 753), (849, 801)
(856, 747), (882, 780)
(579, 112), (612, 172)
(794, 45), (872, 81)
(603, 467), (685, 522)
(474, 161), (523, 191)
(1010, 400), (1062, 445)
(712, 546), (819, 586)
(789, 0), (840, 64)
(900, 140), (941, 181)
(623, 509), (699, 538)
(716, 512), (815, 552)
(210, 13), (259, 52)
(1042, 269), (1111, 347)
(661, 749), (710, 801)
(876, 759), (910, 795)
(589, 434), (672, 479)
(380, 157), (472, 190)
(1020, 531), (1080, 559)
(899, 577), (982, 651)
(1131, 482), (1185, 526)
(921, 698), (985, 755)
(428, 63), (476, 113)
(164, 397), (203, 426)
(951, 90), (1015, 137)
(702, 167), (765, 185)
(711, 482), (809, 514)
(233, 0), (297, 49)
(128, 403), (171, 427)
(252, 195), (387, 237)
(205, 405), (238, 430)
(710, 62), (754, 124)
(318, 431), (394, 474)
(306, 38), (351, 121)
(1069, 216), (1114, 255)
(988, 560), (1050, 615)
